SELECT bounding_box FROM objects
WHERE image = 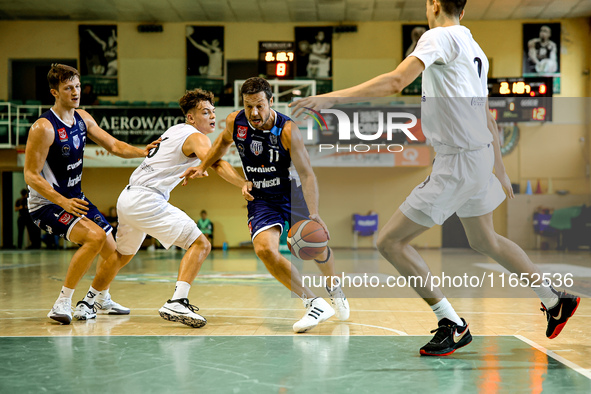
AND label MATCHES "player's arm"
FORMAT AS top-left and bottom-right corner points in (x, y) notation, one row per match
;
(486, 102), (514, 199)
(283, 121), (330, 238)
(23, 119), (90, 217)
(181, 112), (238, 180)
(77, 109), (160, 158)
(290, 56), (425, 117)
(181, 132), (253, 200)
(528, 39), (540, 65)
